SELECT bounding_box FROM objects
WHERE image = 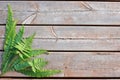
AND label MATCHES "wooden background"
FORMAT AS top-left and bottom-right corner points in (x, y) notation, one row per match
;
(1, 1), (120, 80)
